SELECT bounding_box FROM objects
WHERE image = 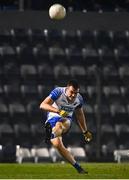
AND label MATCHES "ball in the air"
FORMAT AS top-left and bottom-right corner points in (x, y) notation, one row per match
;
(49, 4), (66, 20)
